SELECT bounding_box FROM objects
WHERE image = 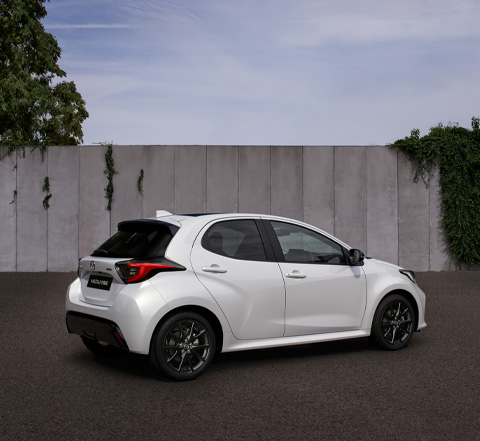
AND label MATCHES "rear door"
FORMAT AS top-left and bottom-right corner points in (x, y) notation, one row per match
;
(190, 218), (286, 340)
